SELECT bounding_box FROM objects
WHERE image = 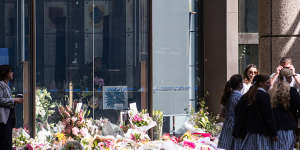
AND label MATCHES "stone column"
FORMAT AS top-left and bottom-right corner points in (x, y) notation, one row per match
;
(203, 0), (238, 113)
(259, 0), (300, 74)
